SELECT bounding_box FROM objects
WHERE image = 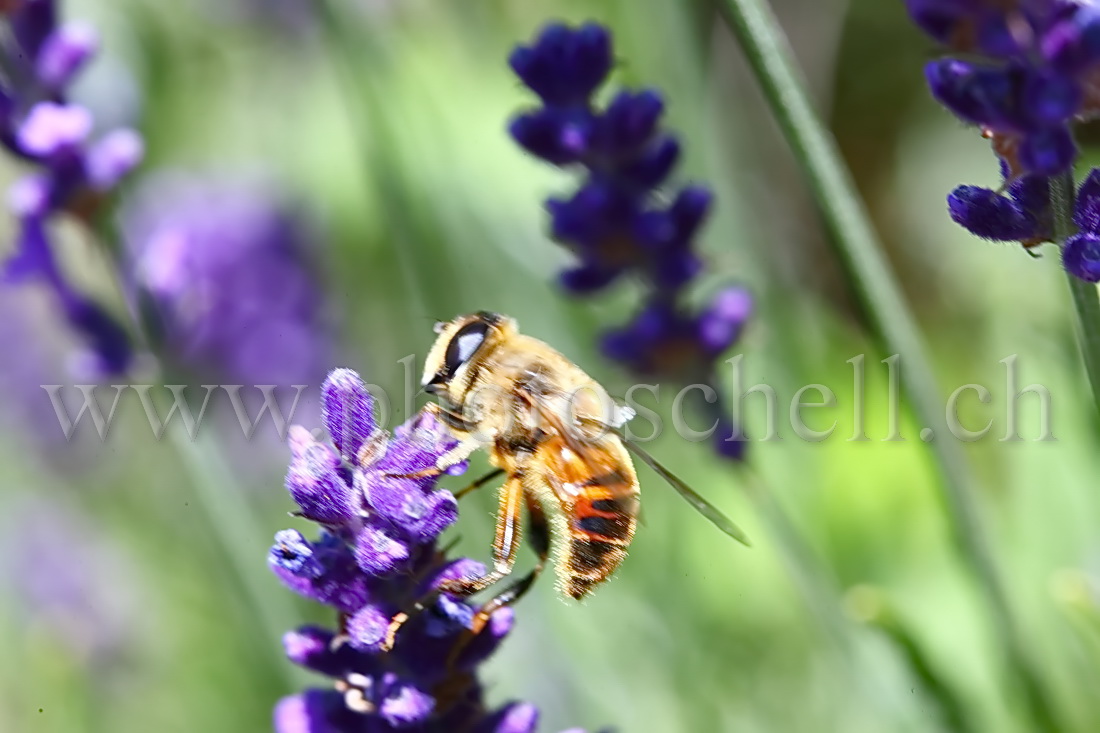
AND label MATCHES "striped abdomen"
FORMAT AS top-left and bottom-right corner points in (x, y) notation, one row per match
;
(559, 466), (639, 600)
